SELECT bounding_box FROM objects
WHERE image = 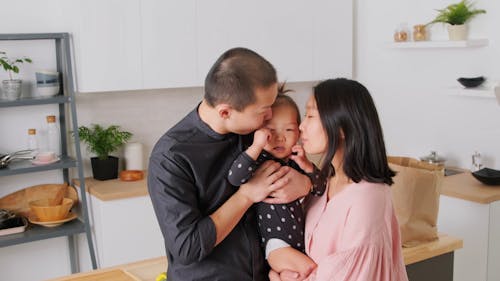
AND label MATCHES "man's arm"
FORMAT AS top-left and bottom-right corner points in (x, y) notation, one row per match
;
(210, 160), (288, 245)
